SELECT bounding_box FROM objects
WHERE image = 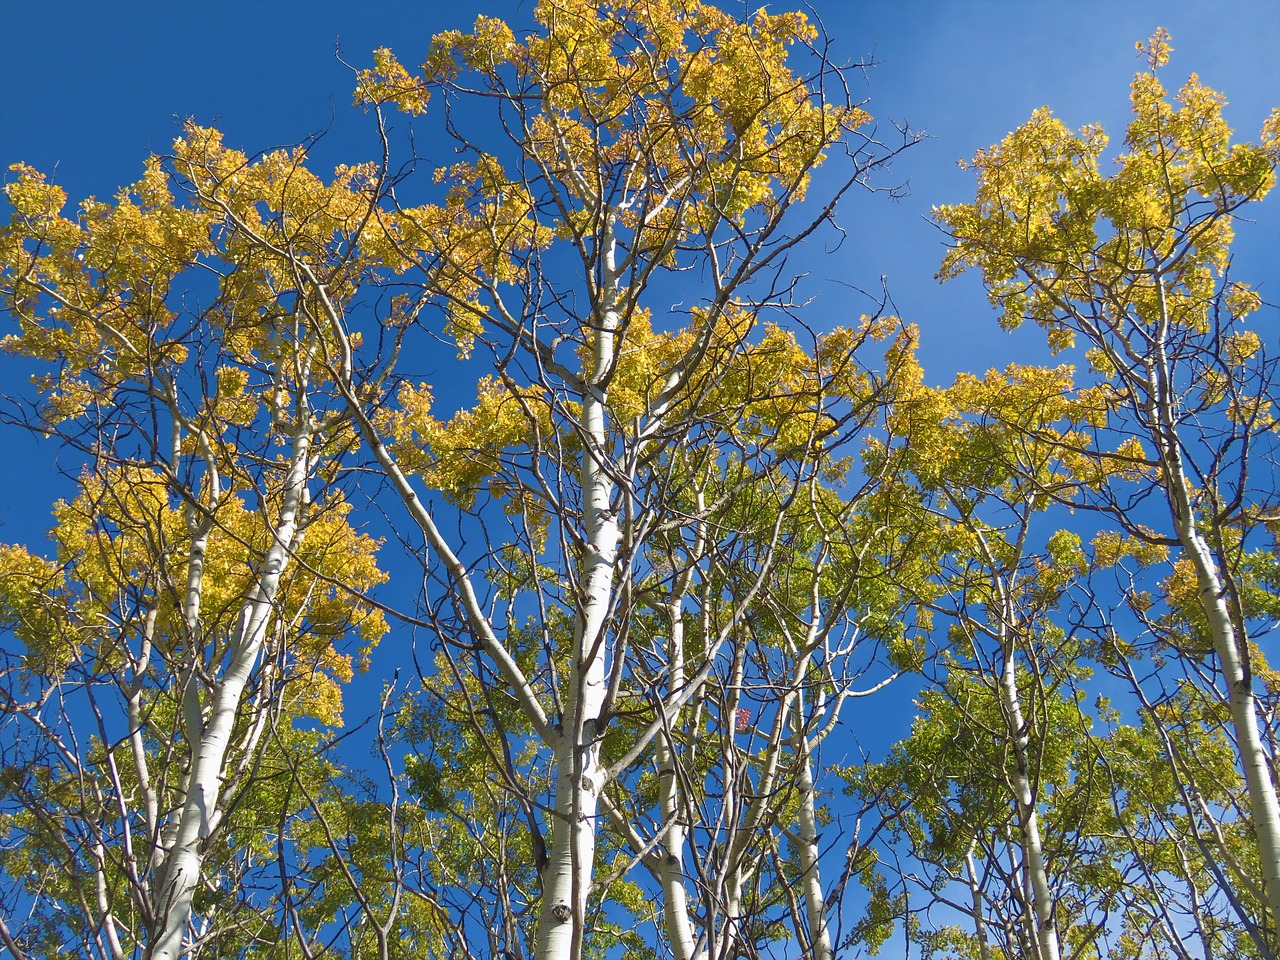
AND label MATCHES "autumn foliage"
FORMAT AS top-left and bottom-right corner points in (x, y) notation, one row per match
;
(0, 8), (1277, 960)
